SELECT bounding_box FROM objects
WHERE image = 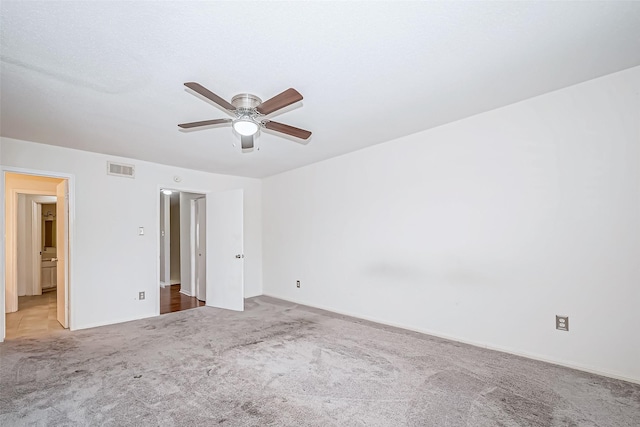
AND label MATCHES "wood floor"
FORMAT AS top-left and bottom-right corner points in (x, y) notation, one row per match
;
(5, 291), (65, 340)
(160, 284), (204, 314)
